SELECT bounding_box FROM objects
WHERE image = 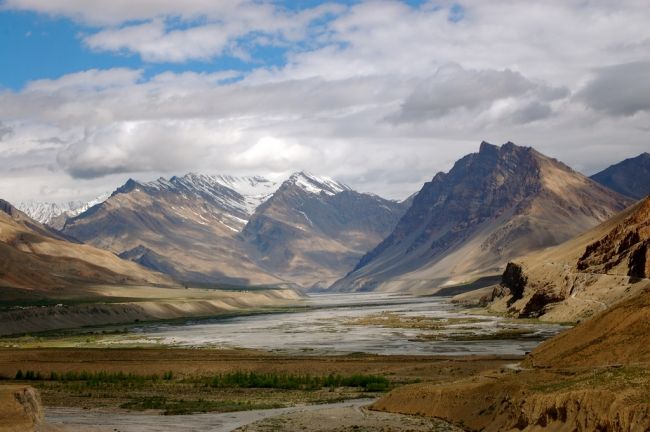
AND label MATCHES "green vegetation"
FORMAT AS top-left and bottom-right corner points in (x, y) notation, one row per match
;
(9, 369), (390, 414)
(119, 396), (282, 415)
(12, 369), (389, 392)
(14, 369), (174, 385)
(195, 371), (390, 392)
